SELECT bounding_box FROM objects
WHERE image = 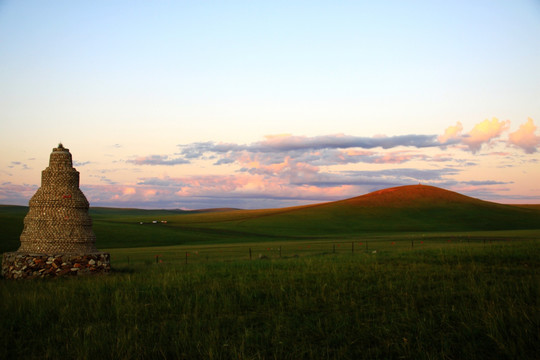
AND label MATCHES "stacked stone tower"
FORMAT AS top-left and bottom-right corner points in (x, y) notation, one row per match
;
(2, 144), (110, 279)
